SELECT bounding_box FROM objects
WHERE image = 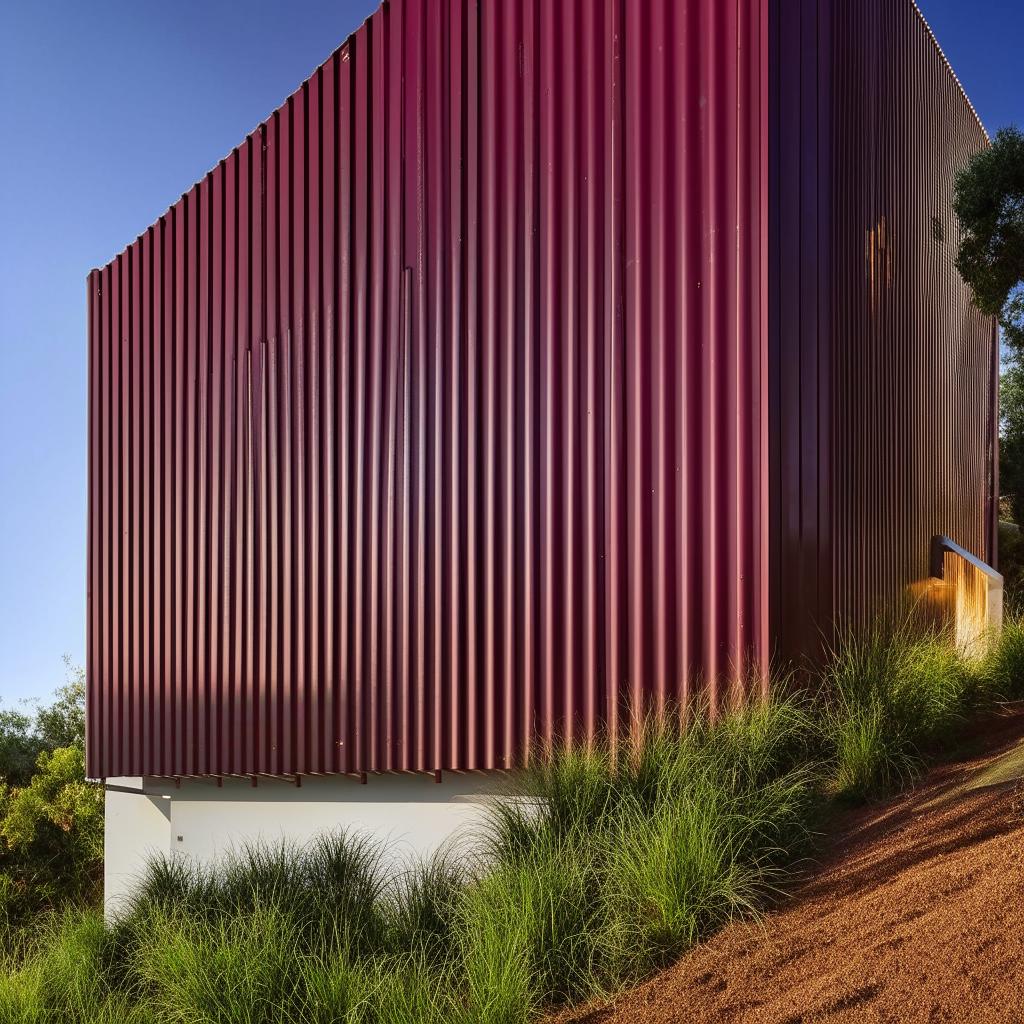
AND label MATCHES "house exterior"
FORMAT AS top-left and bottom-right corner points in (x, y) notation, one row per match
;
(87, 0), (997, 912)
